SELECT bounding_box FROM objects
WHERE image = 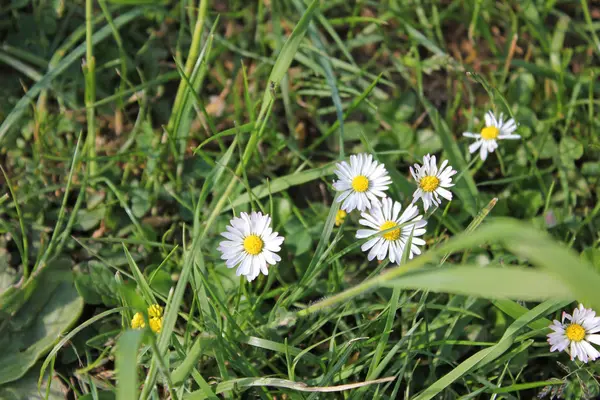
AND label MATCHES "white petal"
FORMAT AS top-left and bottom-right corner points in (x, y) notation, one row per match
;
(367, 239), (384, 261)
(480, 144), (488, 161)
(498, 133), (521, 140)
(485, 111), (497, 127)
(436, 187), (453, 201)
(587, 334), (600, 345)
(582, 340), (600, 361)
(361, 237), (381, 252)
(356, 229), (378, 239)
(468, 140), (482, 154)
